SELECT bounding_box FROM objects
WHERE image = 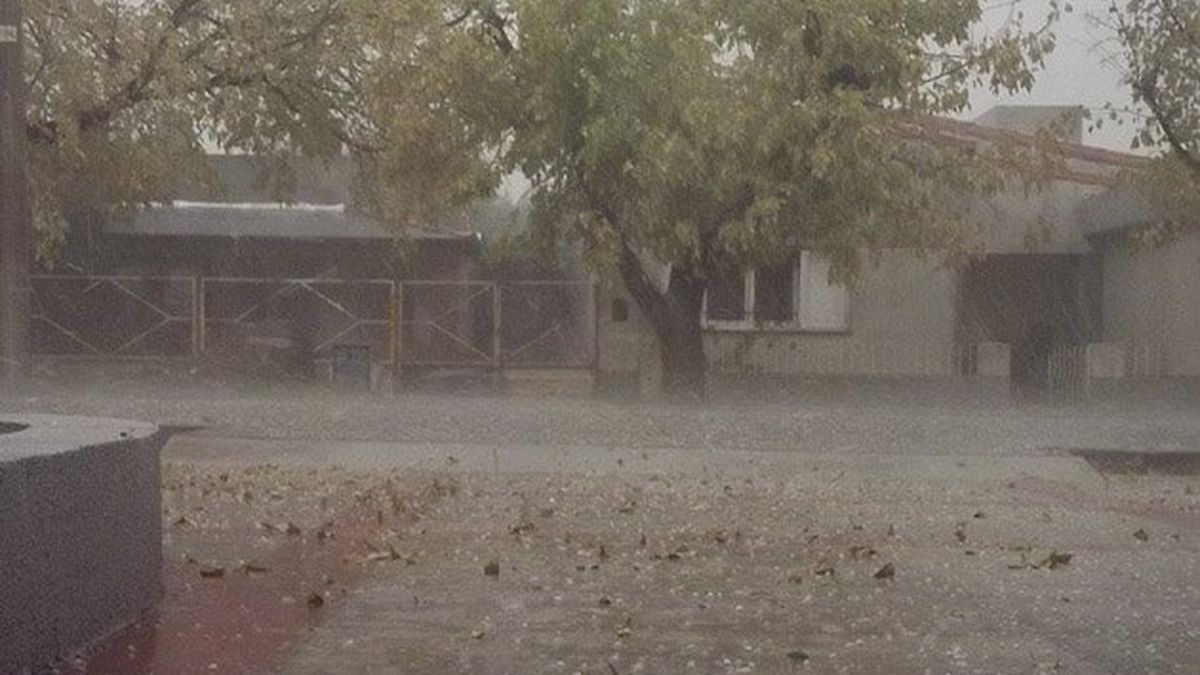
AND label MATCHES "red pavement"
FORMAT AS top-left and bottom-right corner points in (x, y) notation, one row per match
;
(71, 503), (392, 675)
